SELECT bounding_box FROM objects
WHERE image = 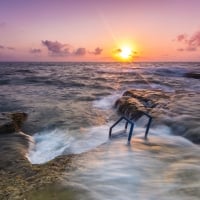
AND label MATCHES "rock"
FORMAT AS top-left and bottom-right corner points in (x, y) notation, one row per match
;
(0, 112), (28, 134)
(0, 111), (81, 199)
(115, 96), (146, 120)
(184, 72), (200, 79)
(115, 89), (171, 120)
